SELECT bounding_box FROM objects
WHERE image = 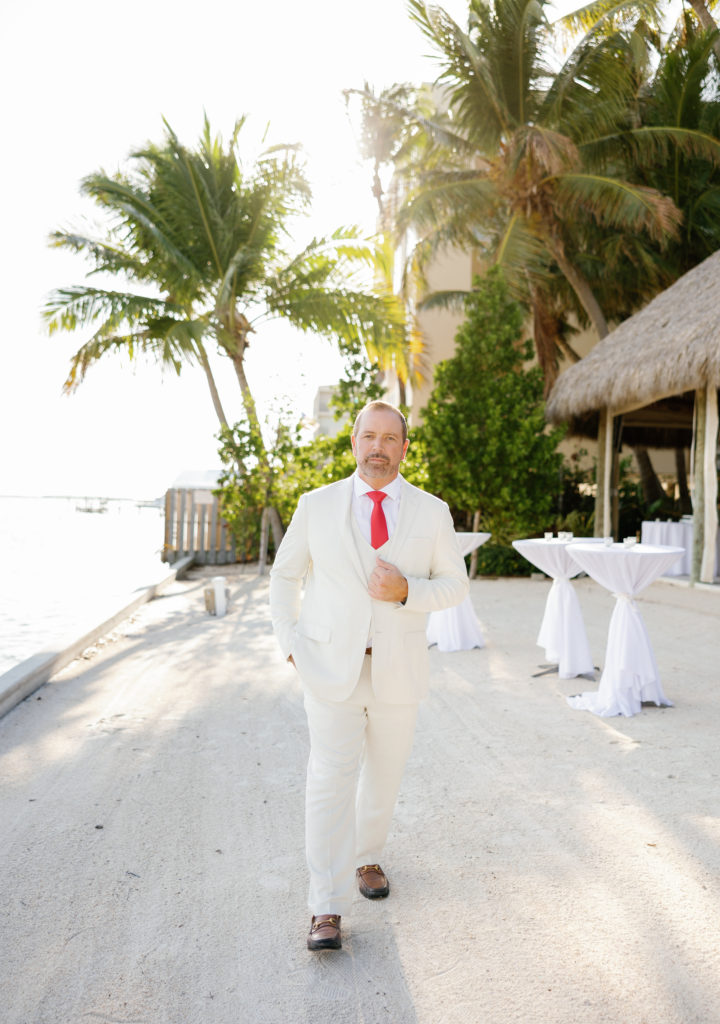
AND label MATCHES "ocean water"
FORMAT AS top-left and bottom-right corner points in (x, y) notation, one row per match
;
(0, 496), (168, 677)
